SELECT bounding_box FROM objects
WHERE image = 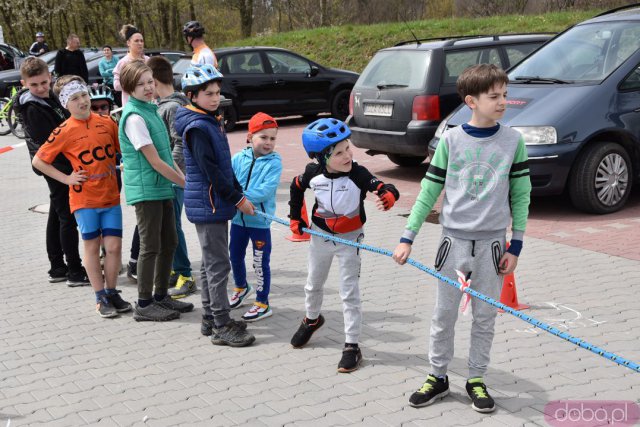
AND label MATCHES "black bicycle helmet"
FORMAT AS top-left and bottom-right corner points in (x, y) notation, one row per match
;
(183, 21), (205, 39)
